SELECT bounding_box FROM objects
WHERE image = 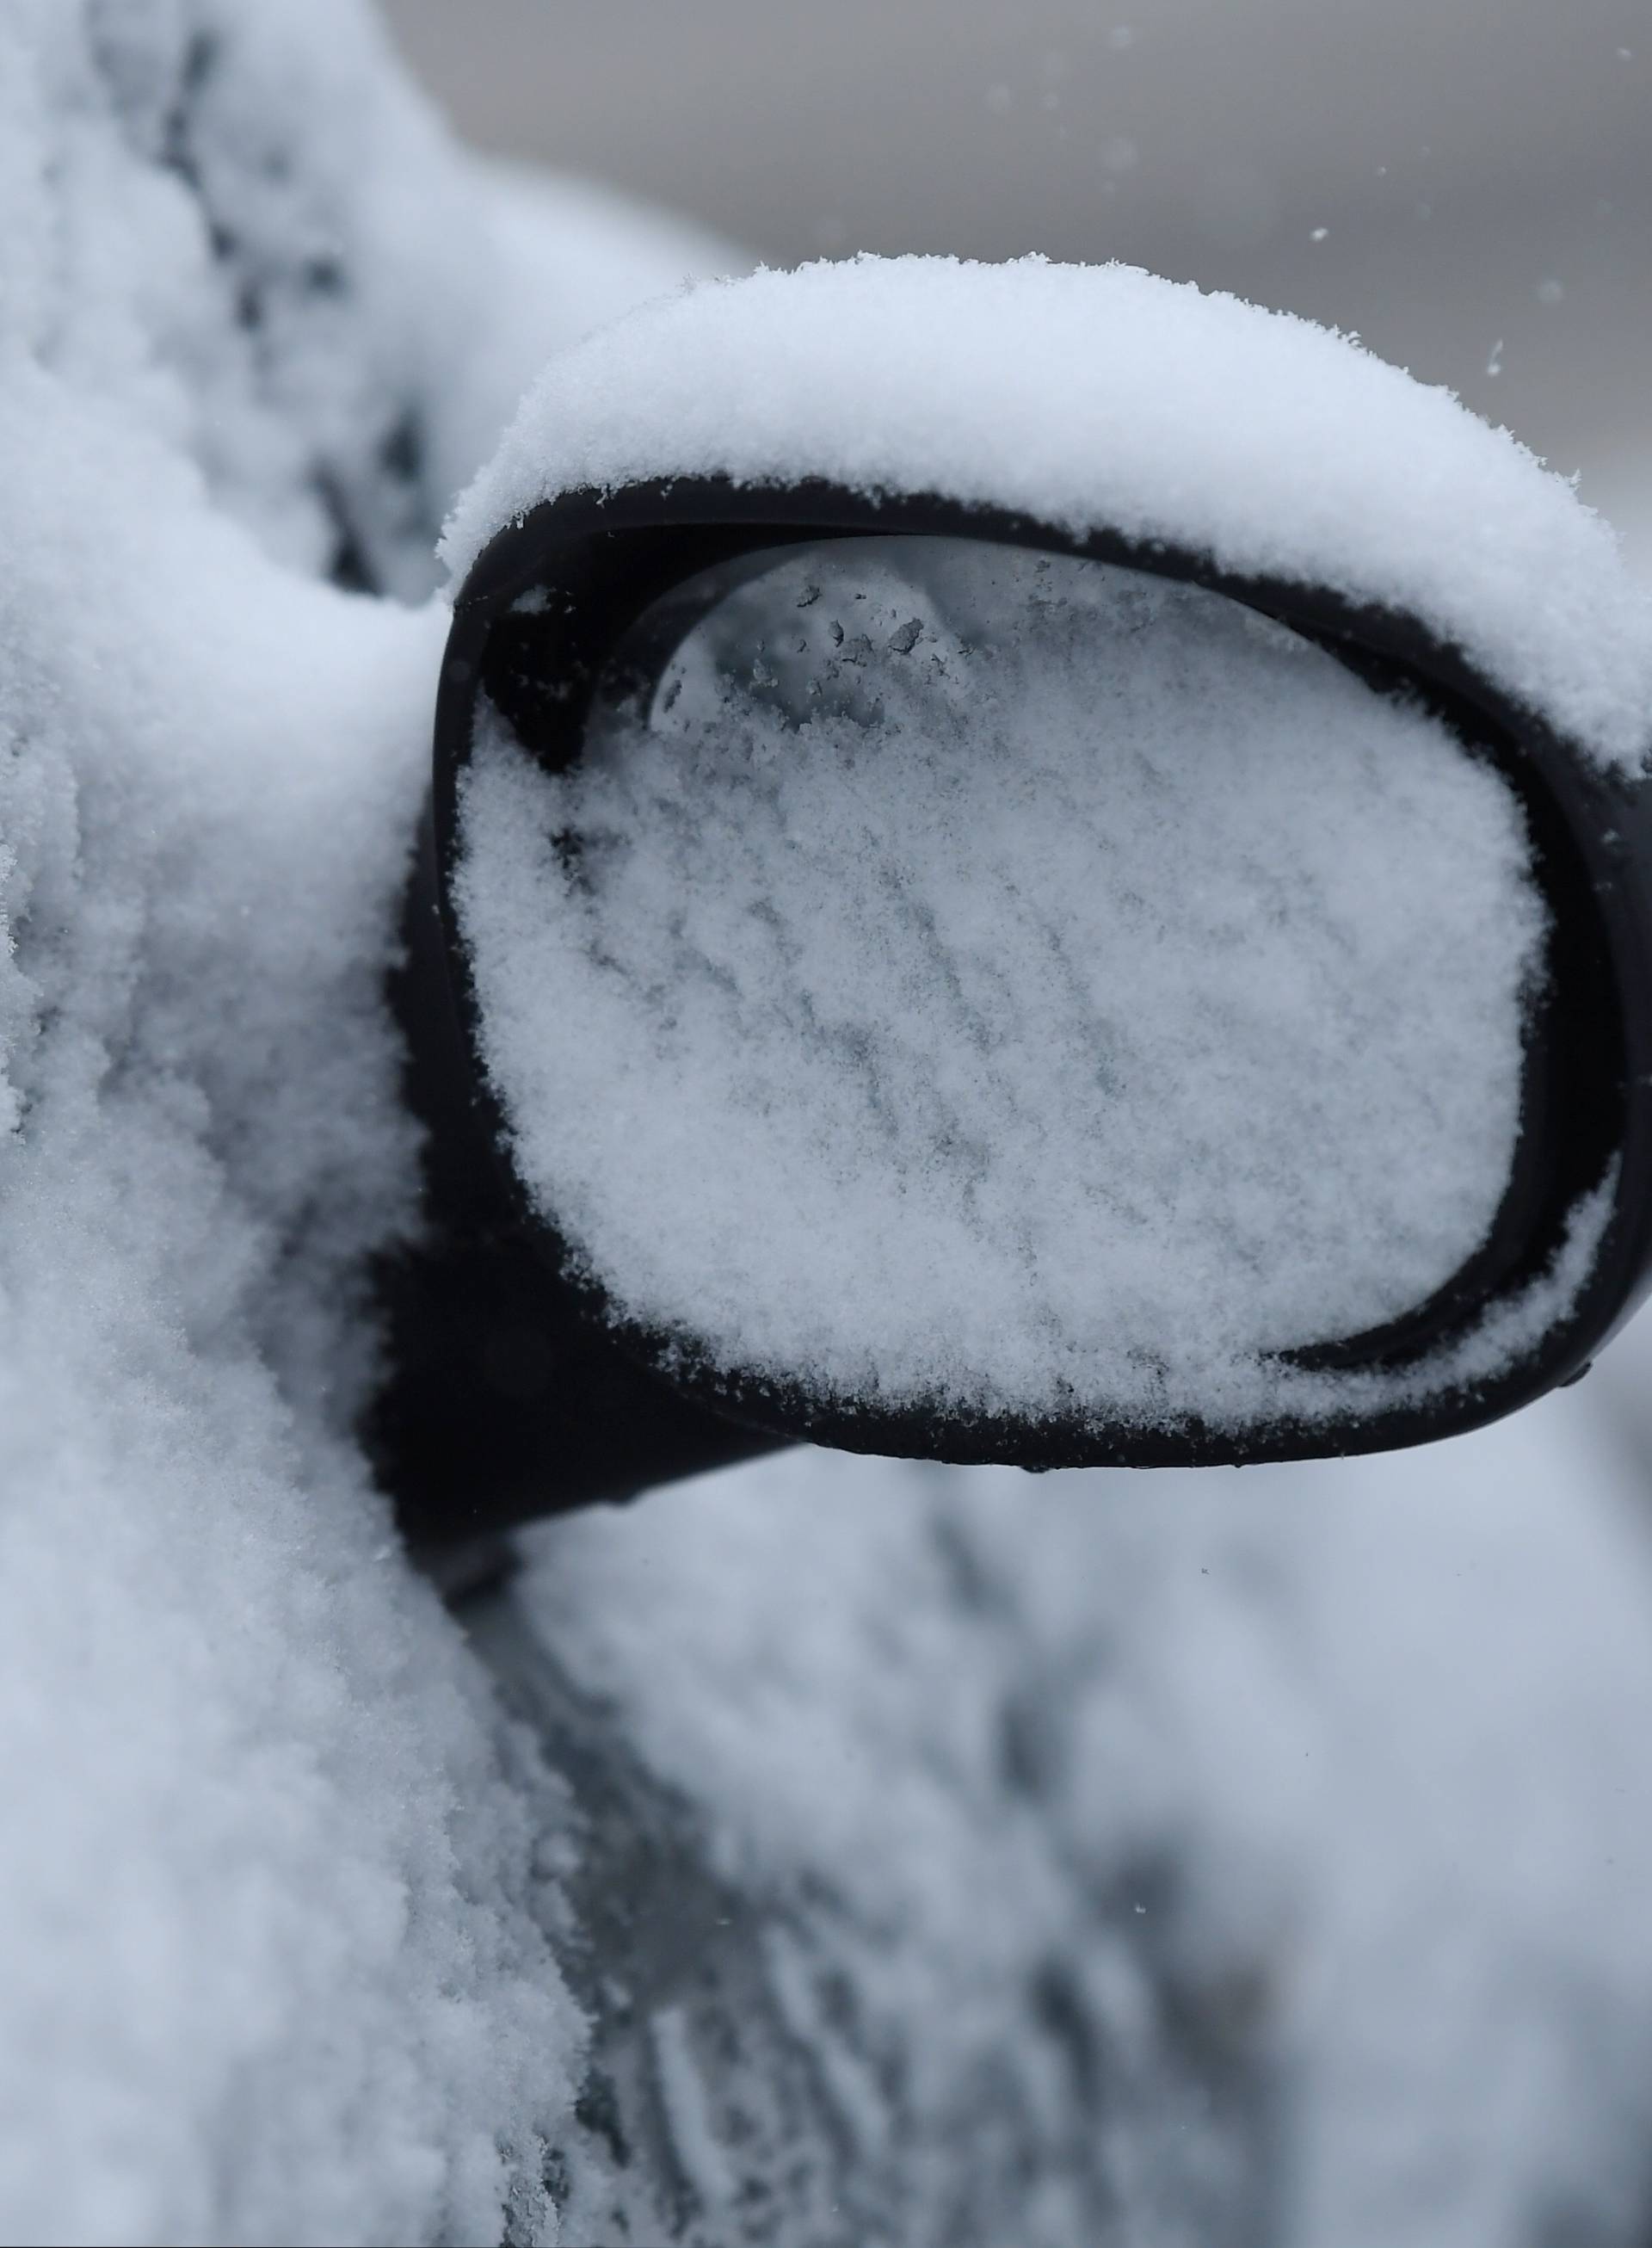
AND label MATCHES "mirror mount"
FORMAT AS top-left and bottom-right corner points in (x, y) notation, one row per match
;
(371, 476), (1652, 1547)
(369, 777), (789, 1555)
